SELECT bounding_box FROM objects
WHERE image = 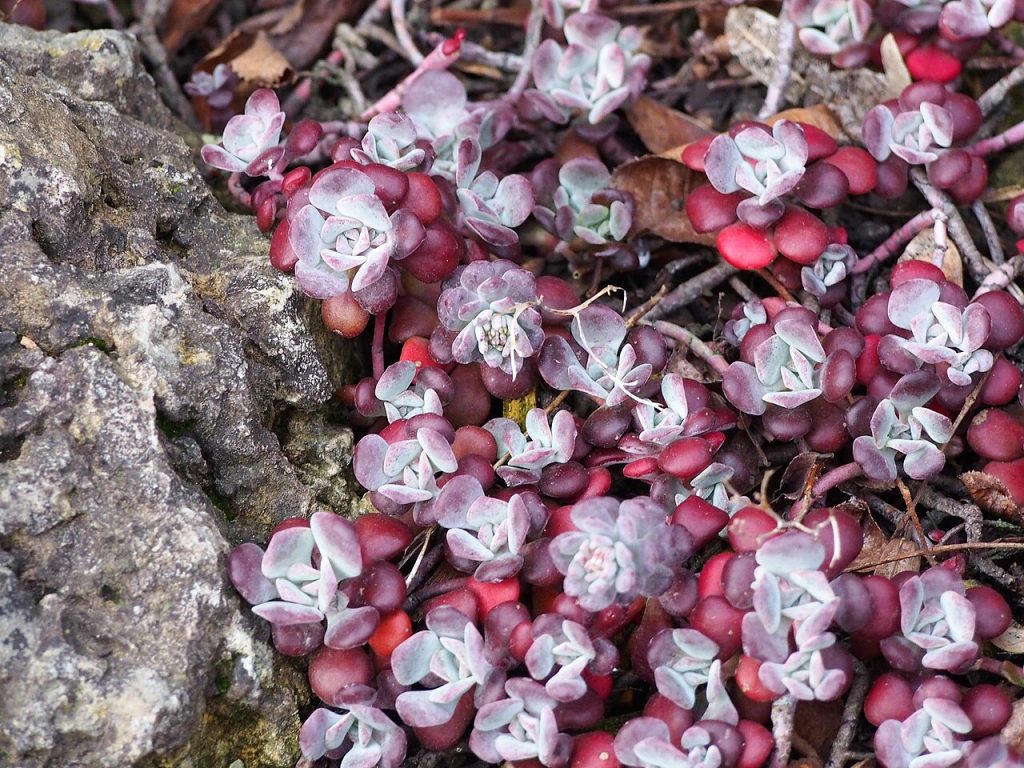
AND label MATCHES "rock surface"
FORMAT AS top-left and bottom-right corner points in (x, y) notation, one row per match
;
(0, 24), (357, 768)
